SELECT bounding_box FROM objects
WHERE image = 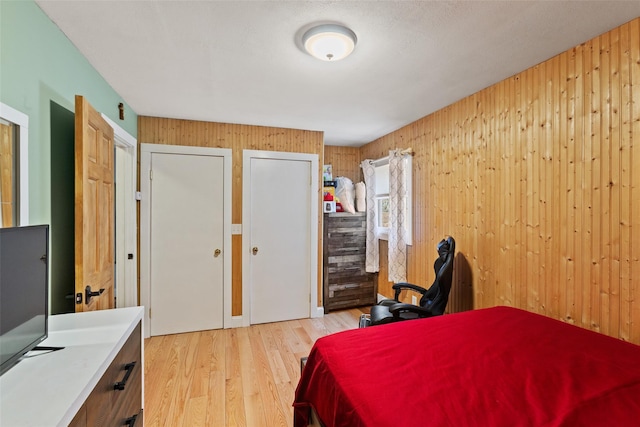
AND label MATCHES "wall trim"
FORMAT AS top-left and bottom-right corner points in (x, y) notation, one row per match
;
(102, 114), (138, 309)
(0, 102), (29, 225)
